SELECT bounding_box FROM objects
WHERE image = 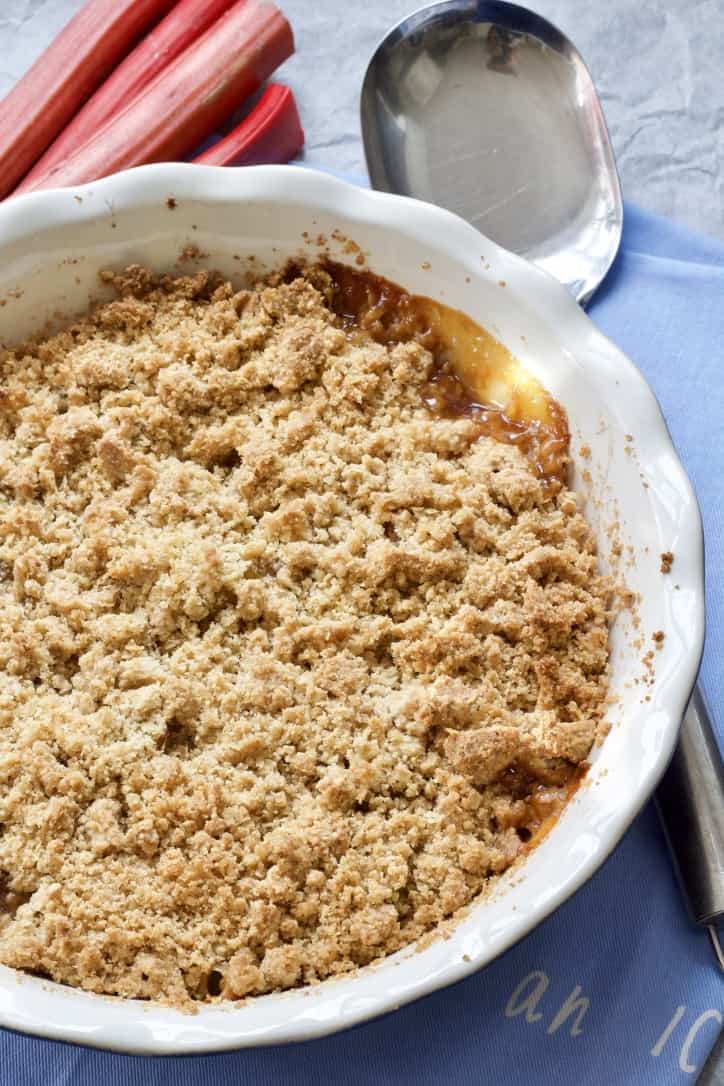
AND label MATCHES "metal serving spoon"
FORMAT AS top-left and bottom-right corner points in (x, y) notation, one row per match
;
(361, 0), (724, 965)
(361, 0), (622, 305)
